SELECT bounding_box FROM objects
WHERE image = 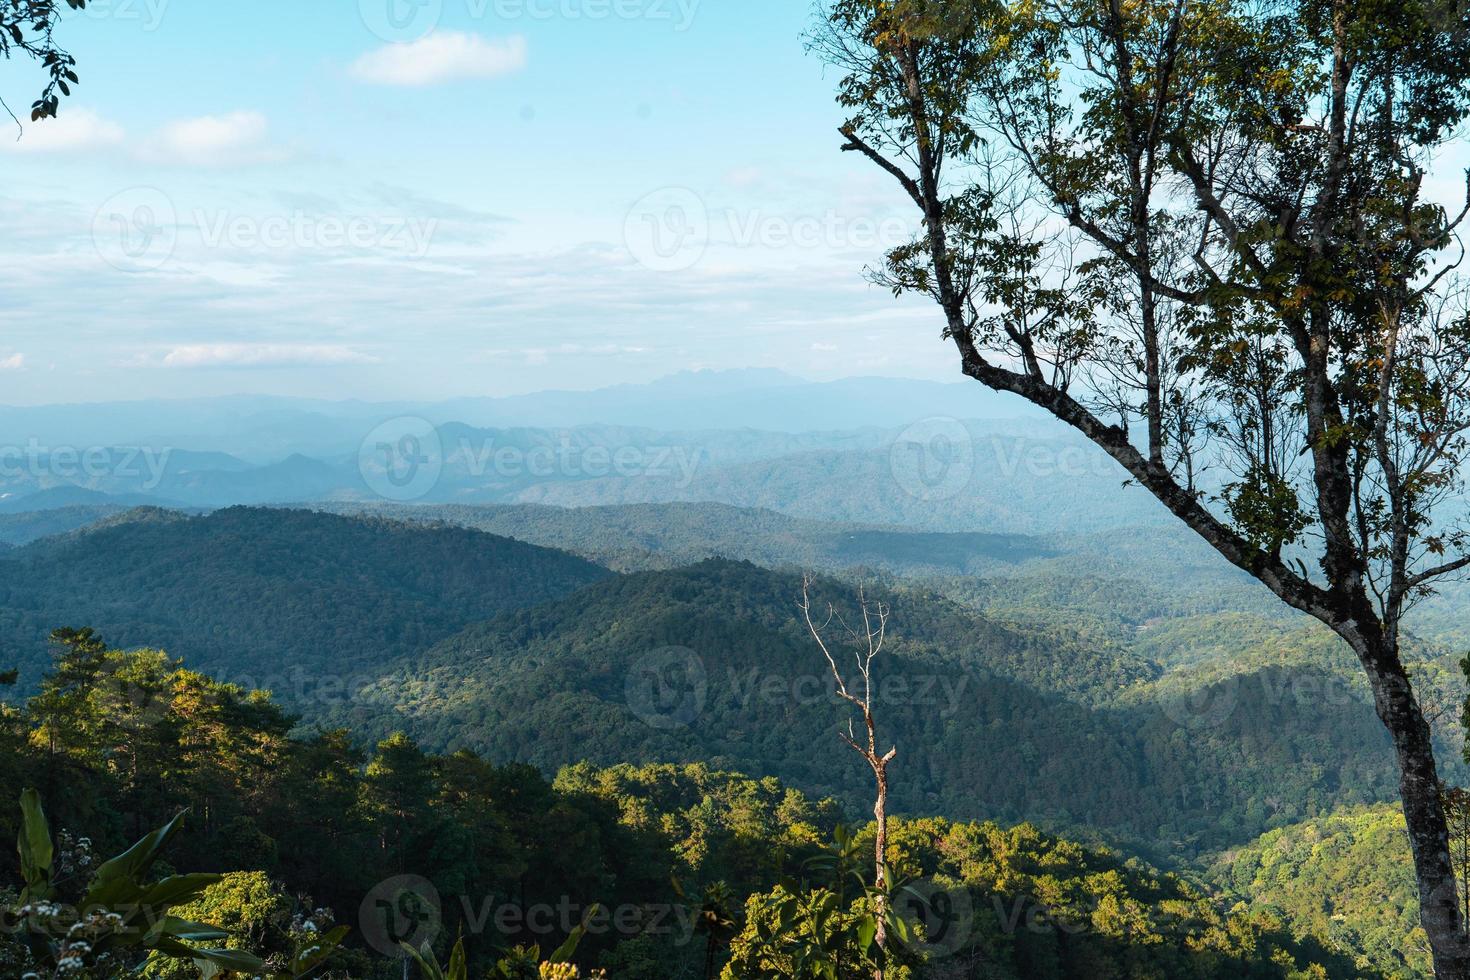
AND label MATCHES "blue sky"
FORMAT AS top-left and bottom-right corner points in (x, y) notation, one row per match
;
(0, 0), (949, 404)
